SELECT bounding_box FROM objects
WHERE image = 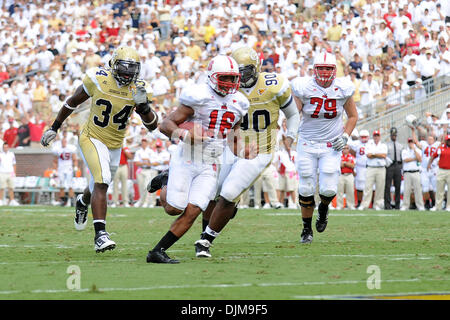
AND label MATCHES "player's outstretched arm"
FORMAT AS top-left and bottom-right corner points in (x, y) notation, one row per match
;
(343, 96), (358, 138)
(410, 127), (422, 149)
(41, 85), (89, 147)
(159, 104), (196, 143)
(132, 85), (158, 131)
(333, 96), (358, 152)
(280, 96), (300, 150)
